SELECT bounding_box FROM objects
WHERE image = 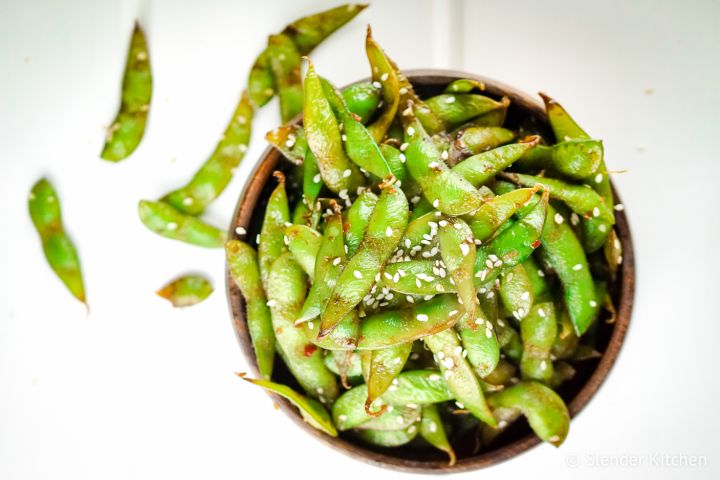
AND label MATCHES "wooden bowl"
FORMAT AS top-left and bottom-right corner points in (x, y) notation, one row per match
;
(226, 70), (634, 473)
